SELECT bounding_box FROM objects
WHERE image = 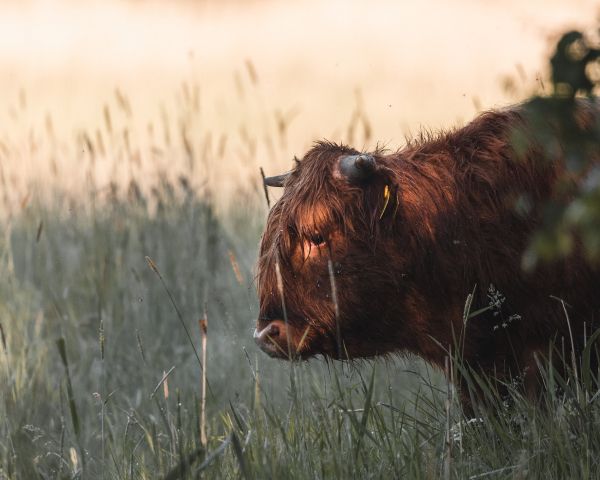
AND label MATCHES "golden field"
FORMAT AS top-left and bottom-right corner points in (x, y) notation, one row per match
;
(0, 0), (596, 209)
